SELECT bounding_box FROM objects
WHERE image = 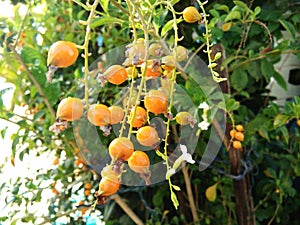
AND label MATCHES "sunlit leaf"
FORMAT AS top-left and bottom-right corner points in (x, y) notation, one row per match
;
(161, 18), (183, 37)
